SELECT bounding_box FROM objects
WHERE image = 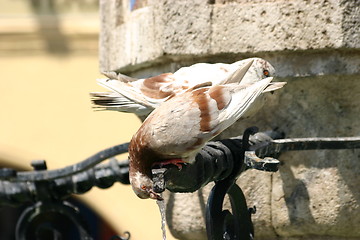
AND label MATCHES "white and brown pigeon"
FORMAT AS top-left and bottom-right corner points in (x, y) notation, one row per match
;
(127, 62), (286, 200)
(90, 58), (275, 118)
